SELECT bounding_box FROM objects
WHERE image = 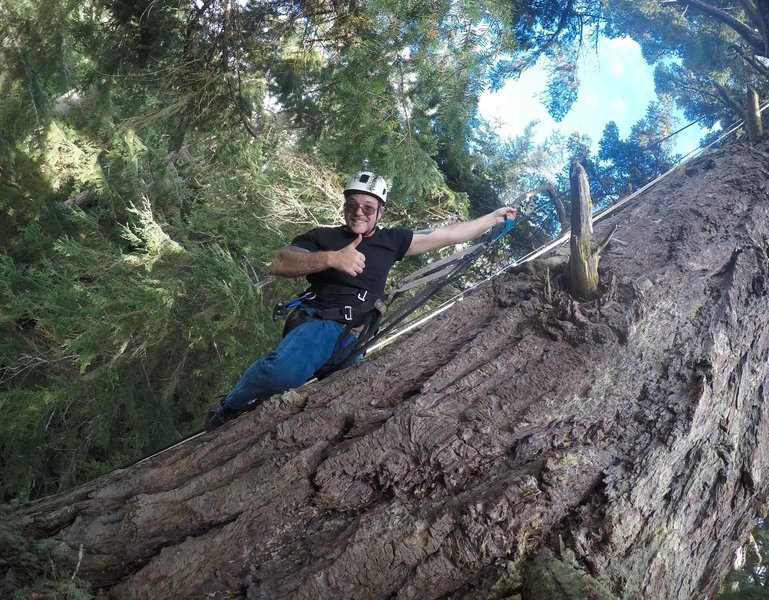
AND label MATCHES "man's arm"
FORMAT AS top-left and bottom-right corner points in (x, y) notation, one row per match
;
(405, 206), (516, 256)
(269, 235), (366, 278)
